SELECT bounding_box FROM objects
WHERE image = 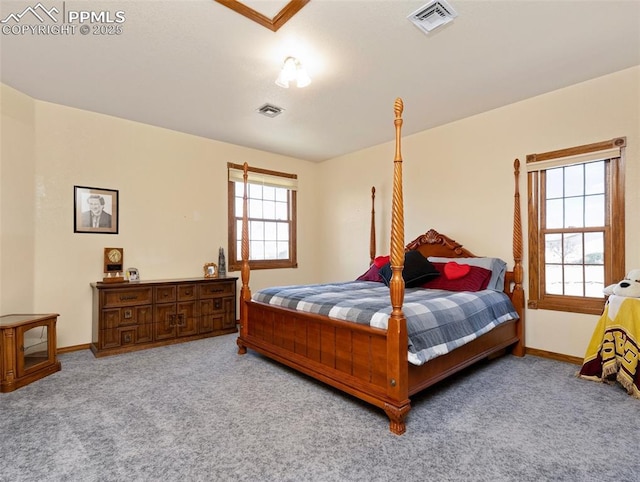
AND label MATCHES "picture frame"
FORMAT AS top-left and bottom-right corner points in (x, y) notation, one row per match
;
(126, 267), (140, 282)
(203, 262), (218, 278)
(74, 185), (119, 234)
